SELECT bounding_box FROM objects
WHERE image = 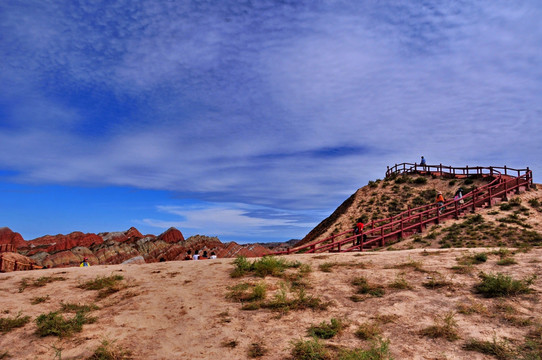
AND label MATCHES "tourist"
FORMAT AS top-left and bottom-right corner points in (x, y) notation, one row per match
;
(184, 250), (192, 260)
(435, 191), (445, 214)
(79, 257), (90, 267)
(201, 250), (208, 259)
(454, 188), (464, 204)
(420, 156), (426, 171)
(193, 250), (200, 260)
(354, 221), (364, 246)
(209, 252), (217, 259)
